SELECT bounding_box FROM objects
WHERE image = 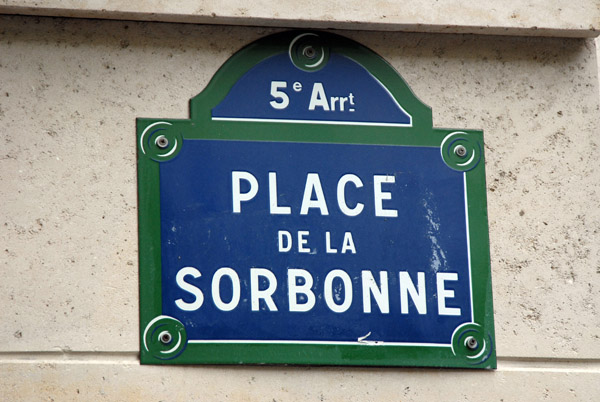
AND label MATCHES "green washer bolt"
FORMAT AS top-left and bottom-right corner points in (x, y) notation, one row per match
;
(156, 135), (169, 149)
(465, 336), (478, 350)
(302, 46), (317, 59)
(159, 331), (172, 345)
(454, 144), (467, 157)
